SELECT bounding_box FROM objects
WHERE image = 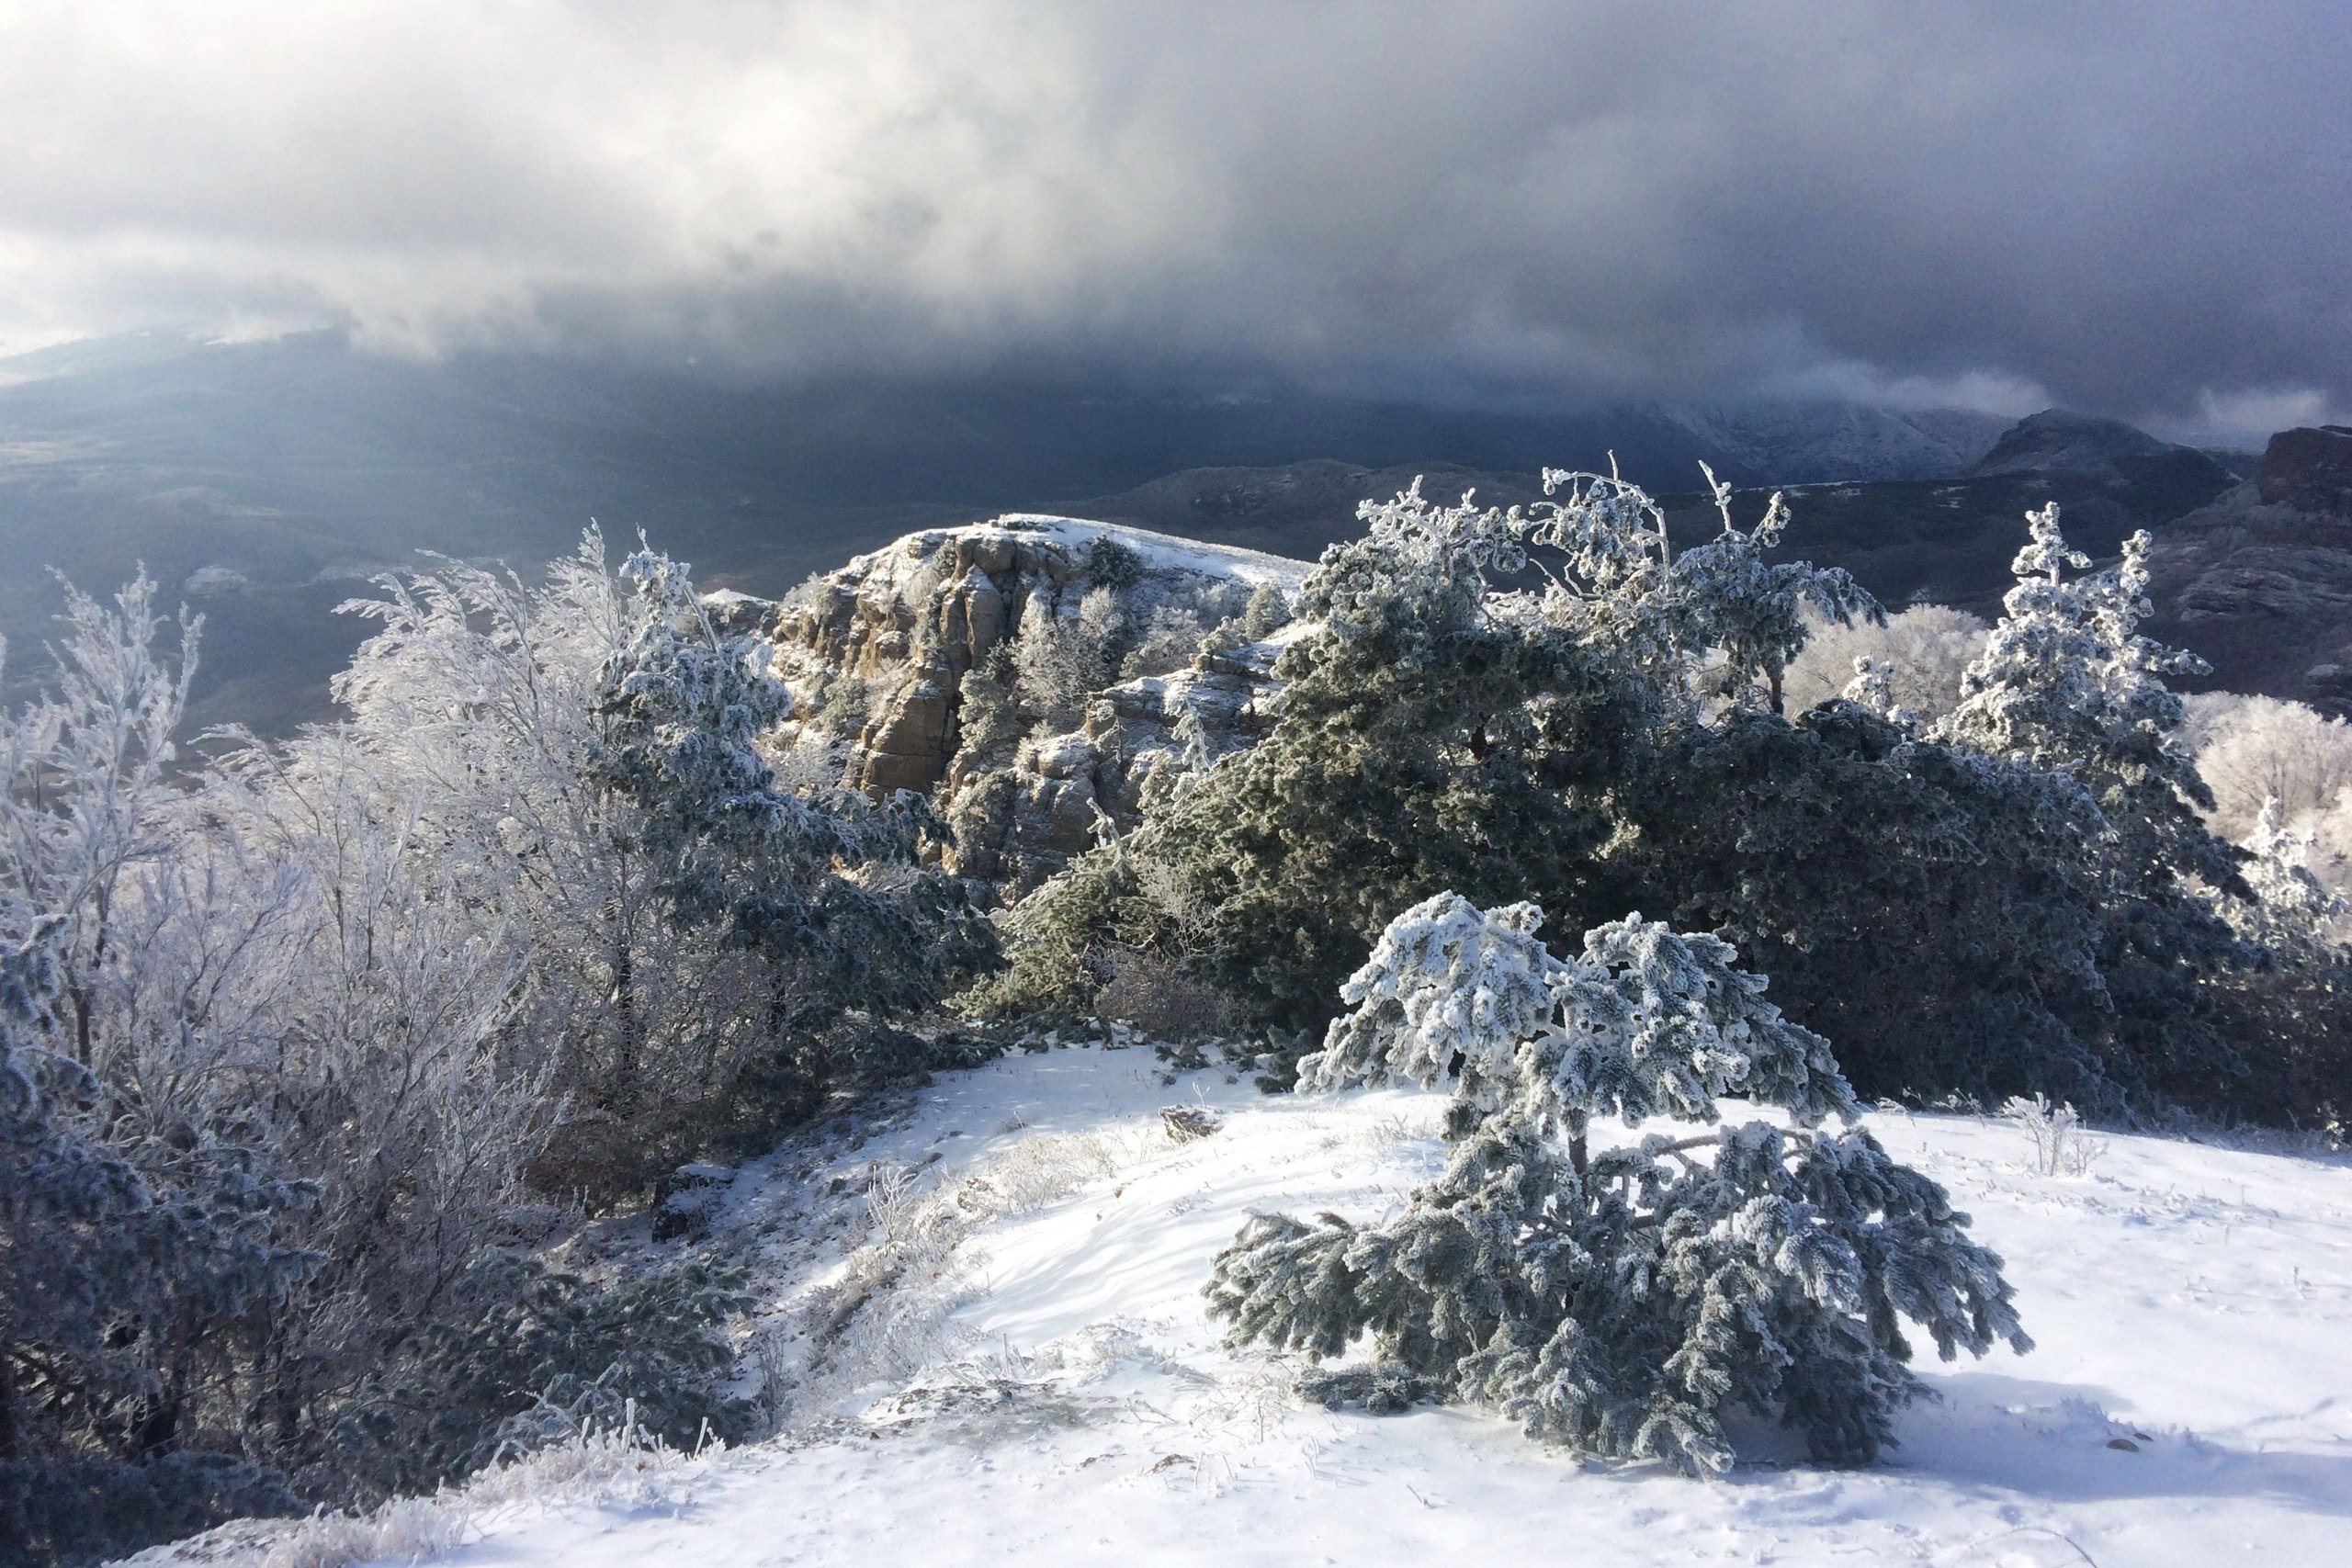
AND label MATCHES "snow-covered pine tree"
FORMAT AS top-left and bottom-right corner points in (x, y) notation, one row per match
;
(978, 467), (1883, 1042)
(1839, 656), (1913, 728)
(1669, 467), (1880, 714)
(2231, 797), (2347, 958)
(579, 542), (989, 1117)
(1936, 504), (2251, 1103)
(1624, 701), (2117, 1106)
(1938, 505), (2233, 893)
(1205, 893), (2030, 1473)
(2212, 798), (2352, 1127)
